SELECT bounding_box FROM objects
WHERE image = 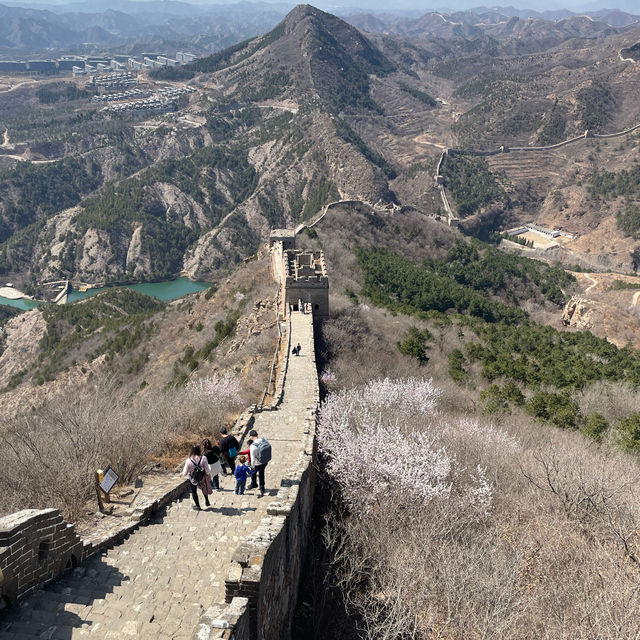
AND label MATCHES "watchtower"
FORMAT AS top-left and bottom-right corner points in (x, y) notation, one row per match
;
(282, 250), (329, 320)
